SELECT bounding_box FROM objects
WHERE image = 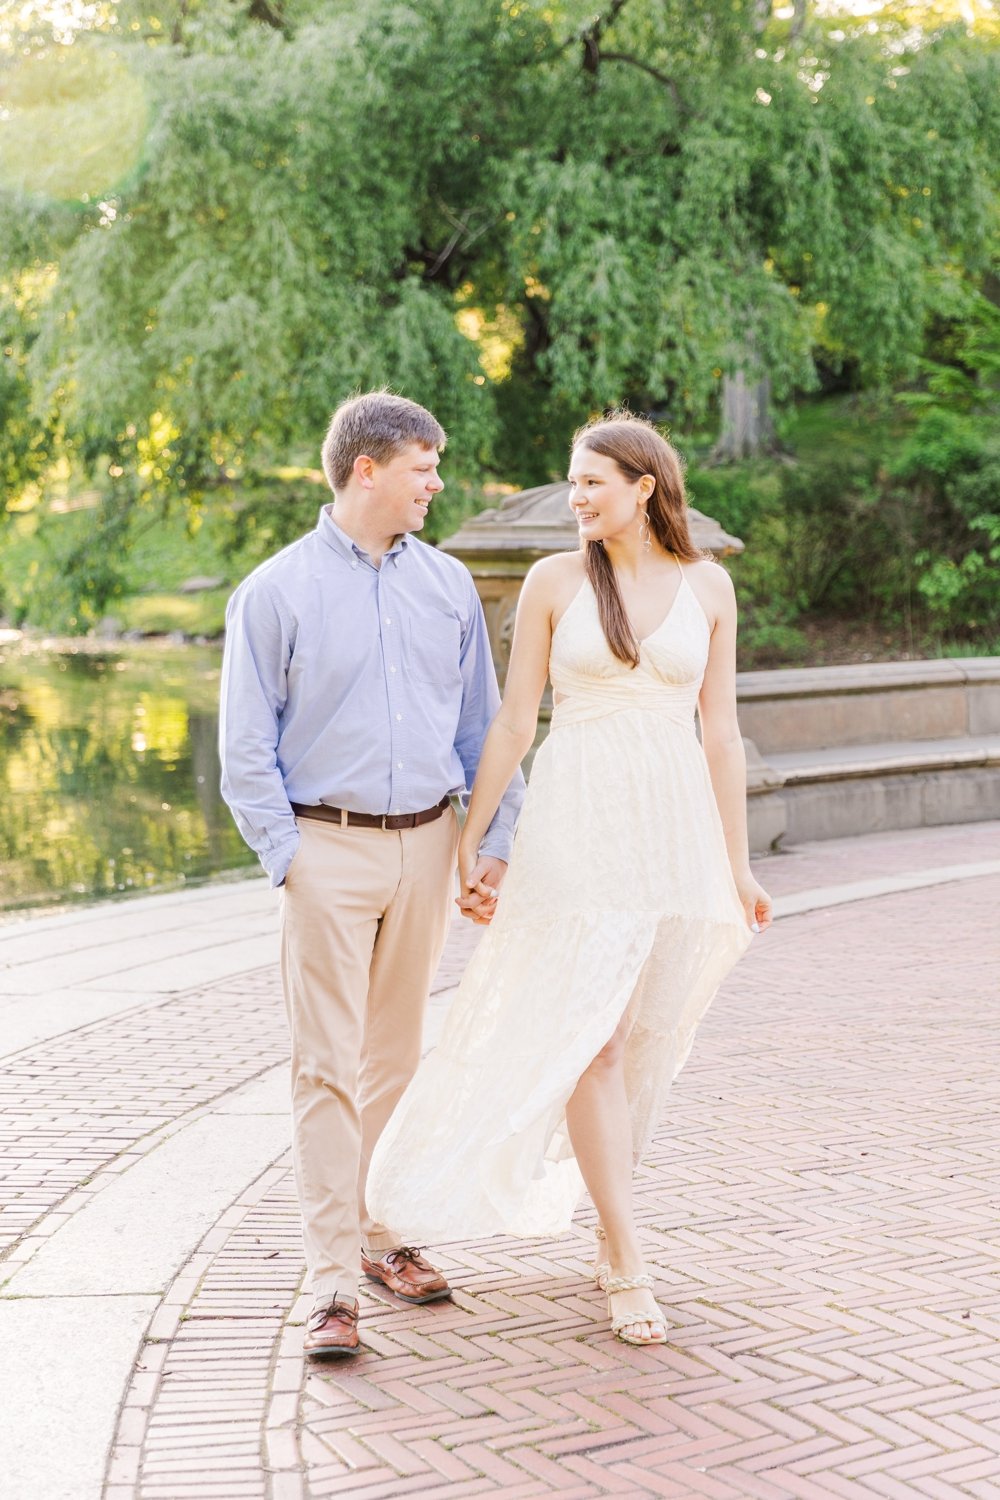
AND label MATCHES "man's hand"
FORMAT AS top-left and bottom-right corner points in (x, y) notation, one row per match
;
(455, 853), (508, 926)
